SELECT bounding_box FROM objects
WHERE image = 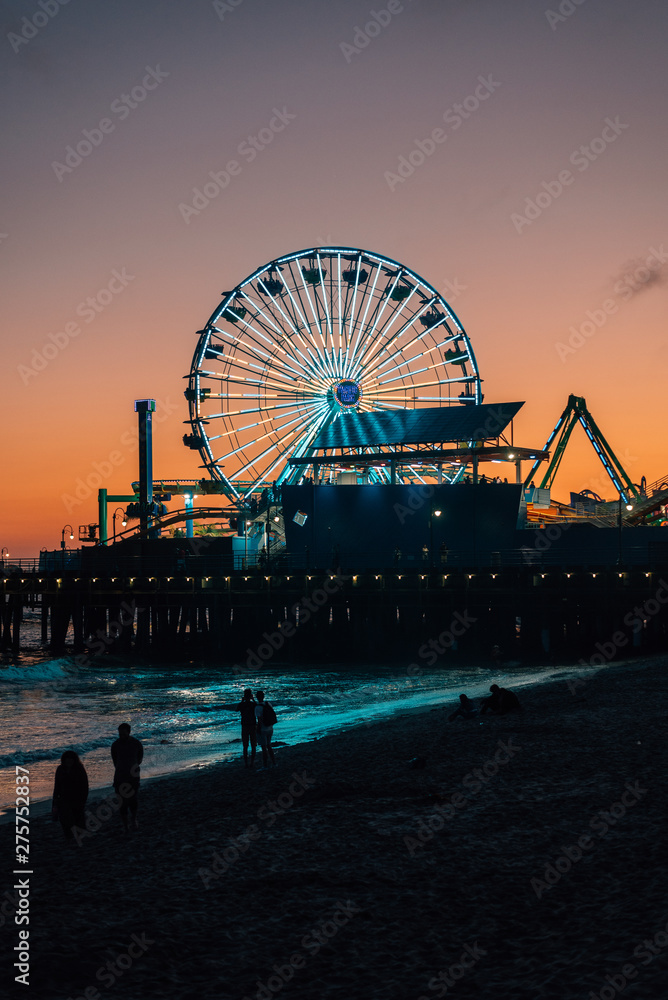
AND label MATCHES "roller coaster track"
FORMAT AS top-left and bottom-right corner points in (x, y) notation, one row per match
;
(103, 505), (241, 544)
